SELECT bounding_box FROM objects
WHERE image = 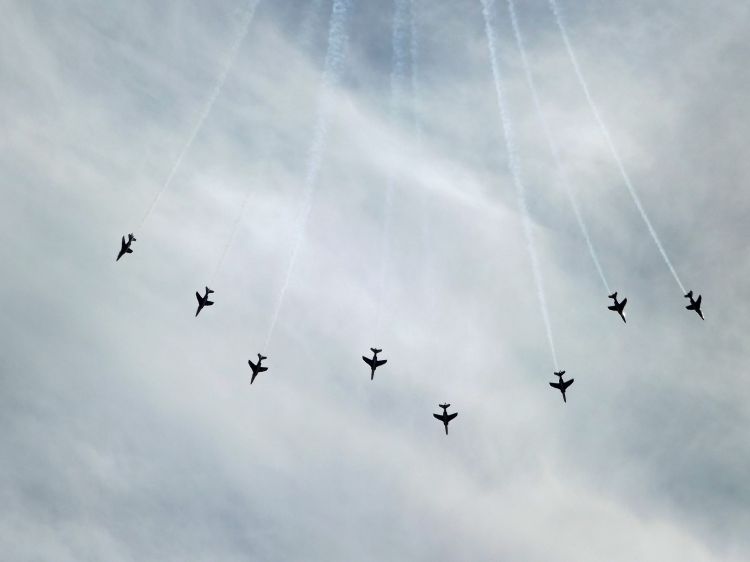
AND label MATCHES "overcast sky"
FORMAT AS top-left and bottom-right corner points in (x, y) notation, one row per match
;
(1, 0), (748, 560)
